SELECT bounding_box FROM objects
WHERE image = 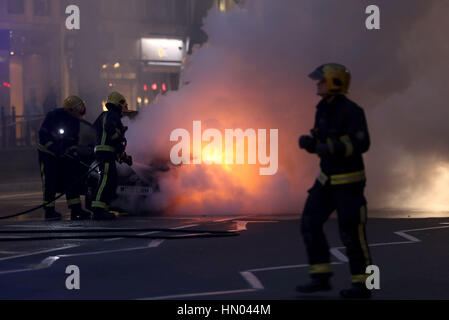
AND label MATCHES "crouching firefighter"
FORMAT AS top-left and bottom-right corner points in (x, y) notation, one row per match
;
(38, 96), (92, 221)
(91, 92), (133, 220)
(297, 63), (373, 299)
